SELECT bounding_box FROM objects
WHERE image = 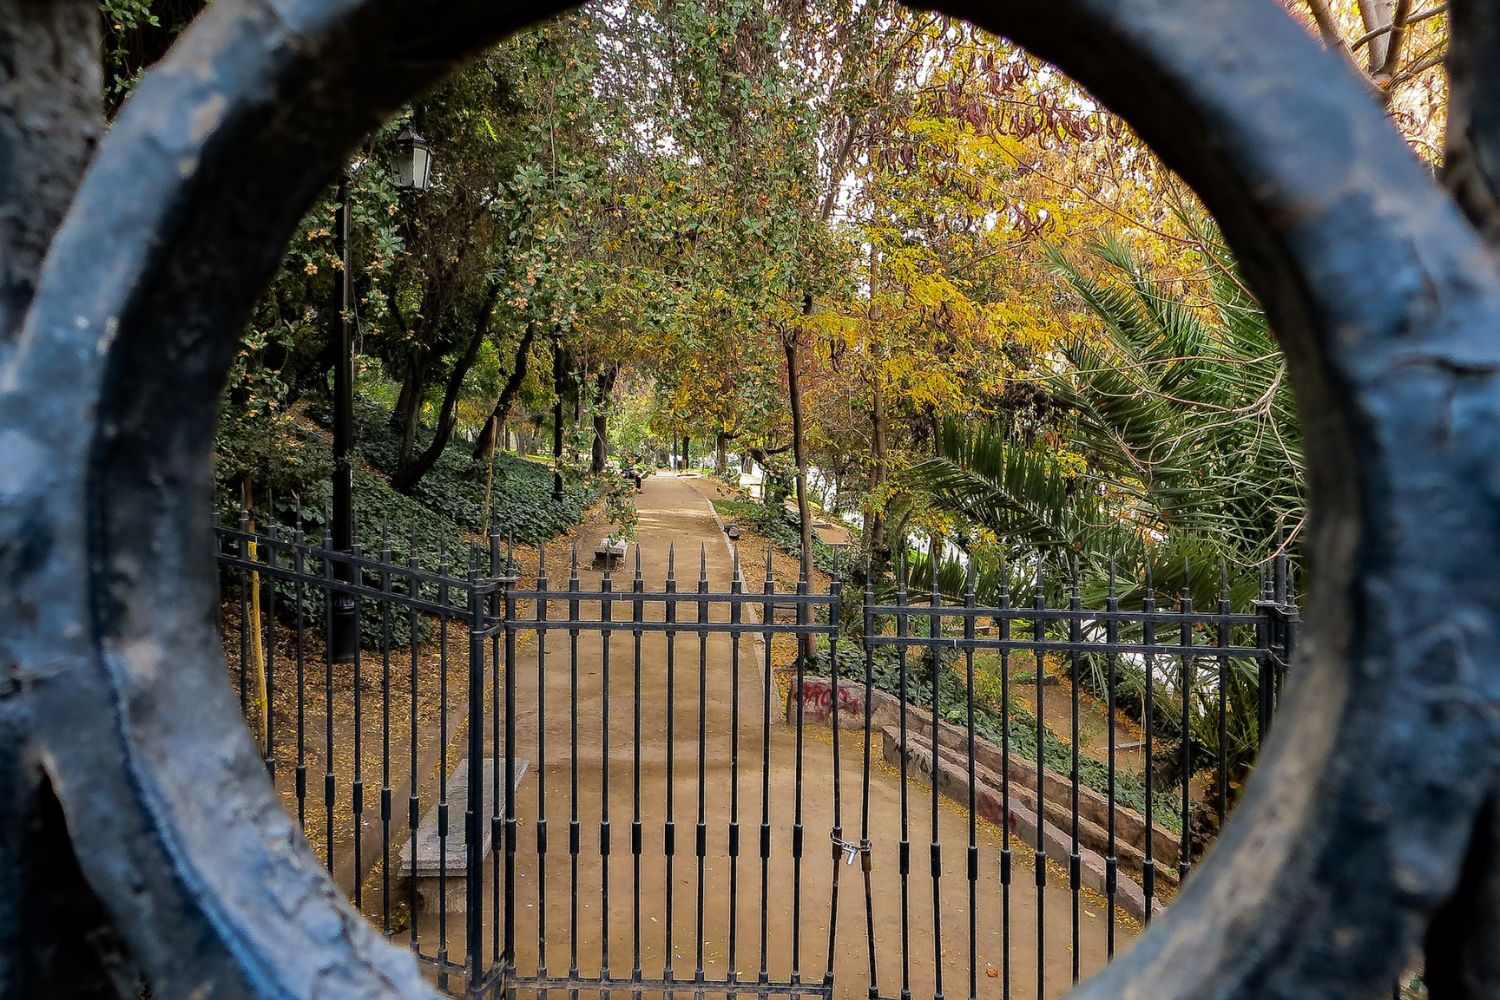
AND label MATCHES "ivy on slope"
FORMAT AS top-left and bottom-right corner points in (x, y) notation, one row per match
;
(312, 399), (603, 544)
